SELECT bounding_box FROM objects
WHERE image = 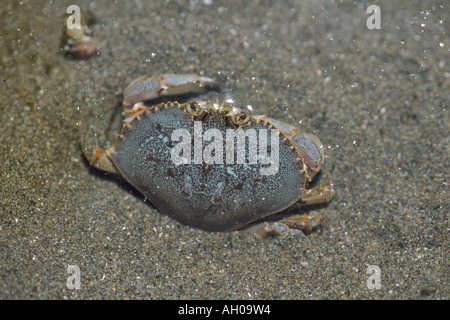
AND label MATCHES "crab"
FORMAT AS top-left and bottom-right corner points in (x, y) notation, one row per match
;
(83, 74), (335, 234)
